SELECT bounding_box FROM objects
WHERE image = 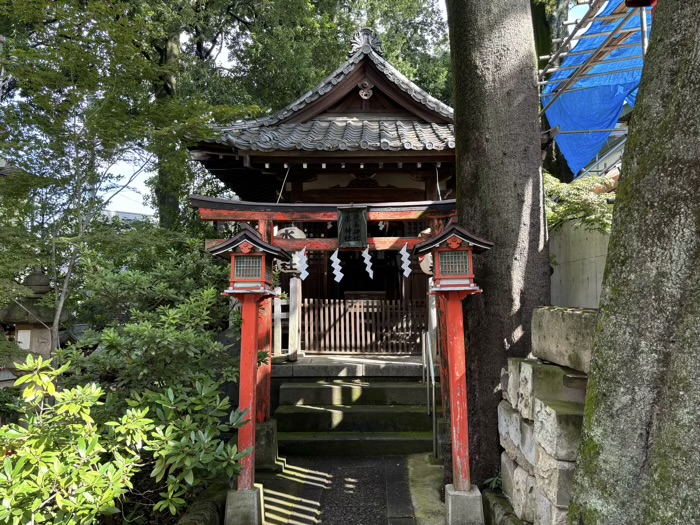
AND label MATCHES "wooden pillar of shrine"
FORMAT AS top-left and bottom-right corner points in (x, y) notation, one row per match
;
(256, 220), (273, 423)
(238, 293), (260, 491)
(444, 290), (470, 491)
